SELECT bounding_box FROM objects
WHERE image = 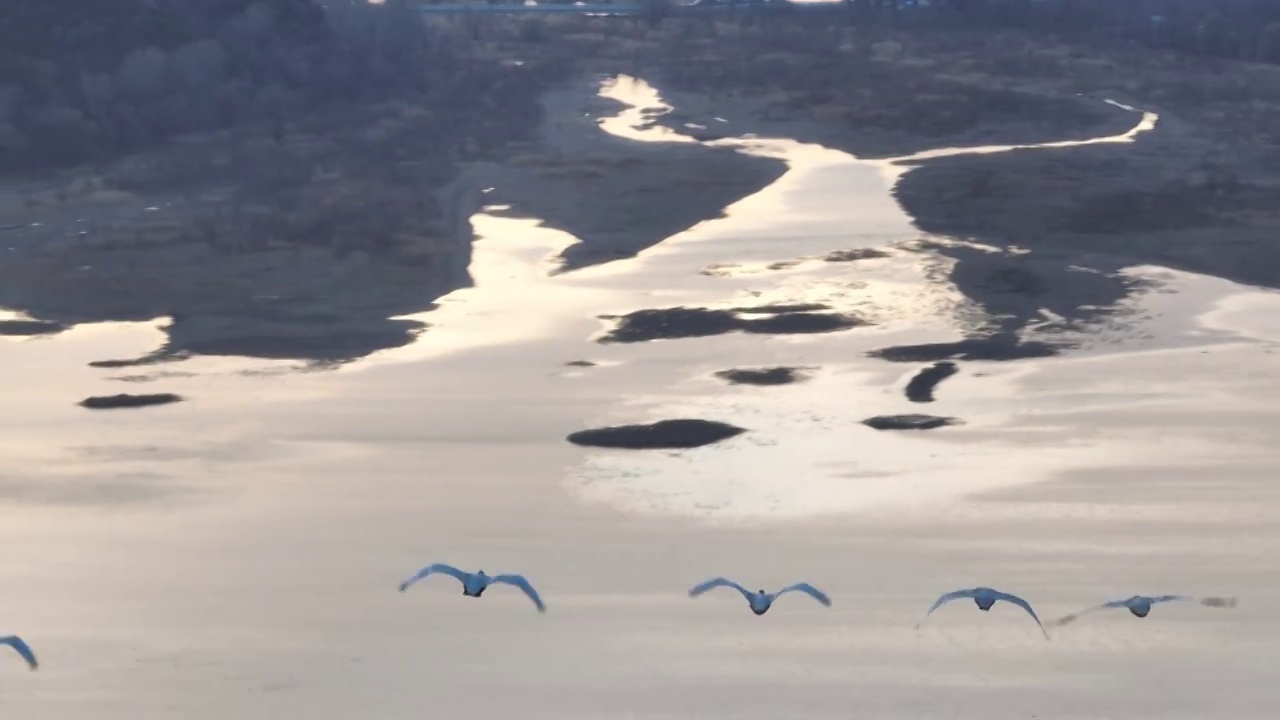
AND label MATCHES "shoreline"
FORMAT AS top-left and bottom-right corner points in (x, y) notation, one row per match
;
(354, 72), (1279, 523)
(0, 60), (1278, 720)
